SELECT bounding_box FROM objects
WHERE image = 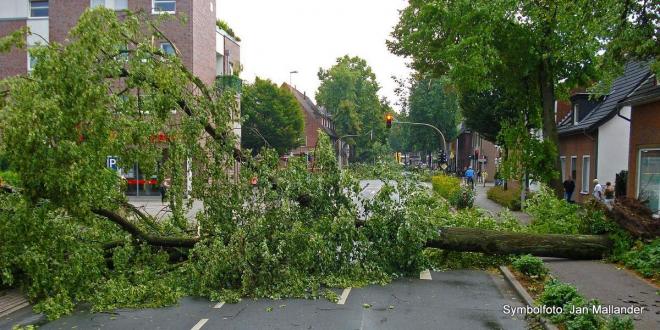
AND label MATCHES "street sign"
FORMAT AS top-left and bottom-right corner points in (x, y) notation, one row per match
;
(441, 164), (447, 170)
(106, 156), (119, 171)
